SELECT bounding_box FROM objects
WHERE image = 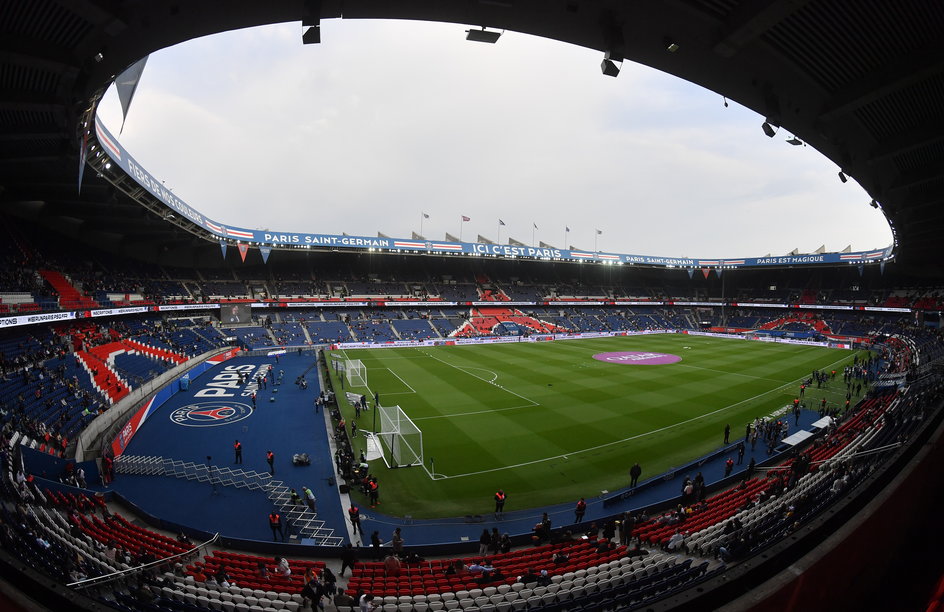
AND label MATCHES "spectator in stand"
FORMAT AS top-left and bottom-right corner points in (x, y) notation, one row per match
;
(499, 533), (512, 554)
(478, 529), (490, 556)
(666, 530), (686, 552)
(517, 568), (539, 584)
(275, 556), (291, 577)
(334, 592), (356, 609)
(383, 554), (401, 577)
(391, 527), (404, 556)
(339, 543), (358, 577)
(255, 562), (268, 579)
(358, 593), (376, 612)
